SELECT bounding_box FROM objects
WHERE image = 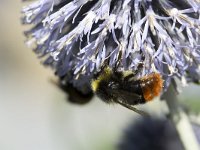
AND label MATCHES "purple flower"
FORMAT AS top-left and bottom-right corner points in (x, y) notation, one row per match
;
(22, 0), (200, 93)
